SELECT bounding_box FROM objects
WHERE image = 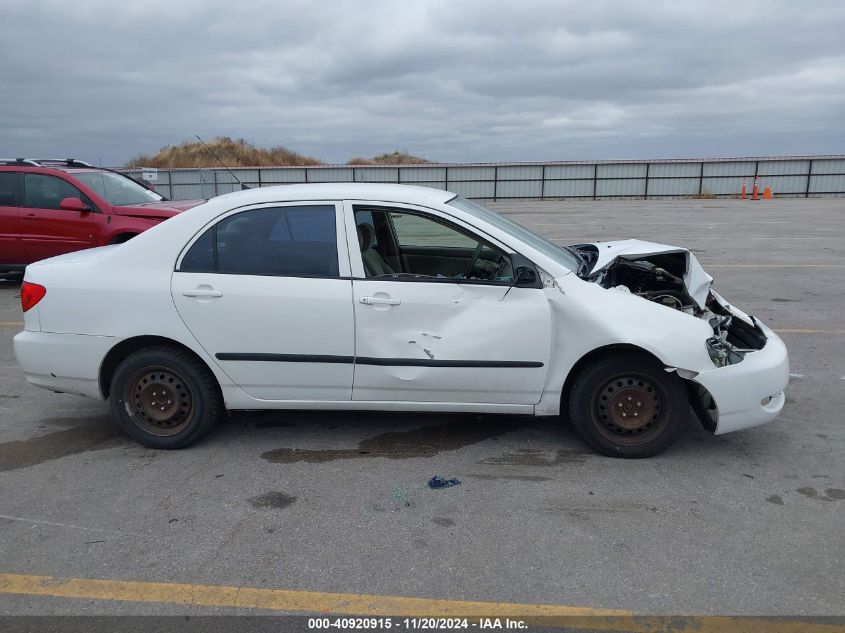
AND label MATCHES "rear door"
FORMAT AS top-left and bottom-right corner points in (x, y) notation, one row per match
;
(346, 201), (552, 405)
(0, 172), (22, 265)
(20, 173), (96, 261)
(172, 202), (355, 401)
